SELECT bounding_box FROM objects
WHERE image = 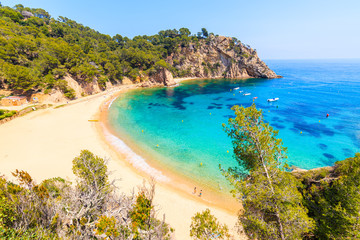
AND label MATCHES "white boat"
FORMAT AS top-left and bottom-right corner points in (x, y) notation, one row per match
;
(243, 93), (251, 96)
(234, 87), (240, 90)
(239, 90), (243, 93)
(267, 98), (279, 102)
